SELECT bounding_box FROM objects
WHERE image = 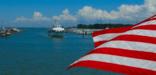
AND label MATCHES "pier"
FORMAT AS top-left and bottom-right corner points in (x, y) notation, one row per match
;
(66, 28), (102, 35)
